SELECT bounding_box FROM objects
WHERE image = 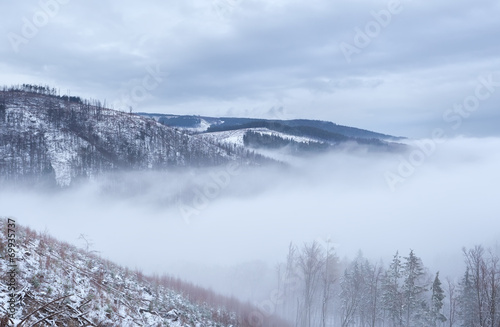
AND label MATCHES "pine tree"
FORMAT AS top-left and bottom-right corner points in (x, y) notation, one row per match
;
(383, 251), (403, 327)
(430, 272), (447, 326)
(458, 268), (476, 327)
(402, 250), (428, 327)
